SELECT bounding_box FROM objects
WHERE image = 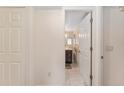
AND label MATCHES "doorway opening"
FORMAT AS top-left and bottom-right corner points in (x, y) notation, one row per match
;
(64, 9), (93, 86)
